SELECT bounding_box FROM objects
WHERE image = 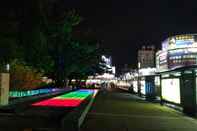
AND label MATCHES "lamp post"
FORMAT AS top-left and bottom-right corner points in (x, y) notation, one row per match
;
(0, 63), (10, 105)
(6, 64), (10, 72)
(138, 62), (141, 96)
